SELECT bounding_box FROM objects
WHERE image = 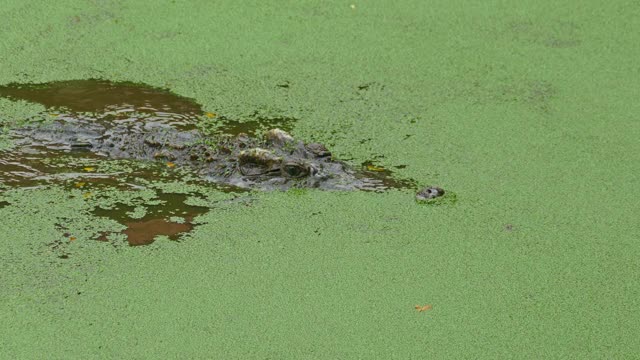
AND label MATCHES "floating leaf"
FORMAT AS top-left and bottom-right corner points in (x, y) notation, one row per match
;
(205, 112), (216, 118)
(82, 192), (92, 199)
(74, 182), (86, 188)
(415, 304), (433, 312)
(366, 164), (385, 172)
(69, 236), (77, 242)
(166, 162), (176, 168)
(83, 167), (96, 172)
